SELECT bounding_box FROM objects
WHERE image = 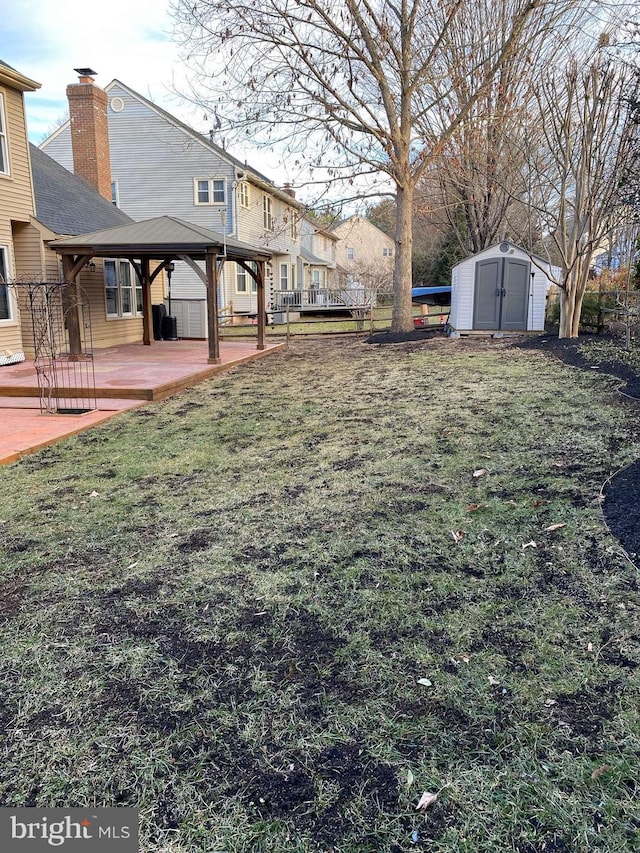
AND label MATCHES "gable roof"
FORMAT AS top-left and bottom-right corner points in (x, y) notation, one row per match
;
(329, 214), (393, 241)
(30, 144), (132, 236)
(42, 78), (300, 208)
(107, 79), (270, 181)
